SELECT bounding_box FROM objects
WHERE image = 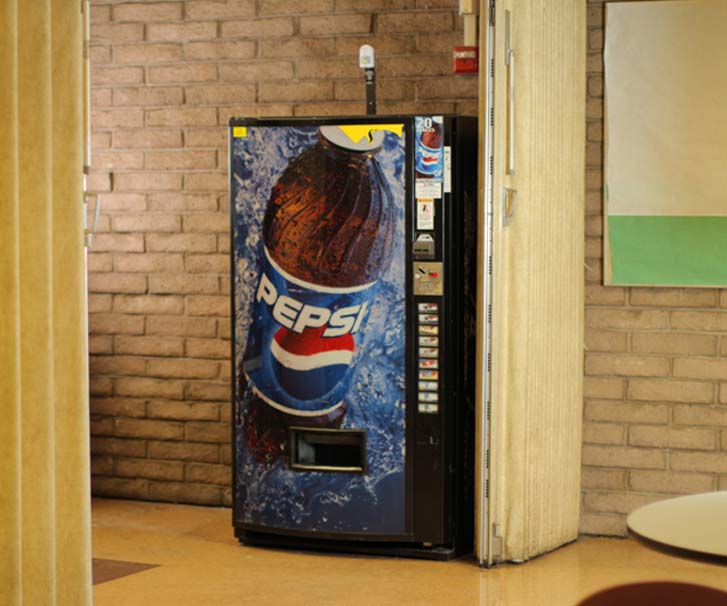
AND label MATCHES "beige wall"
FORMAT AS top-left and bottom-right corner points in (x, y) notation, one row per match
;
(582, 0), (727, 536)
(87, 0), (477, 506)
